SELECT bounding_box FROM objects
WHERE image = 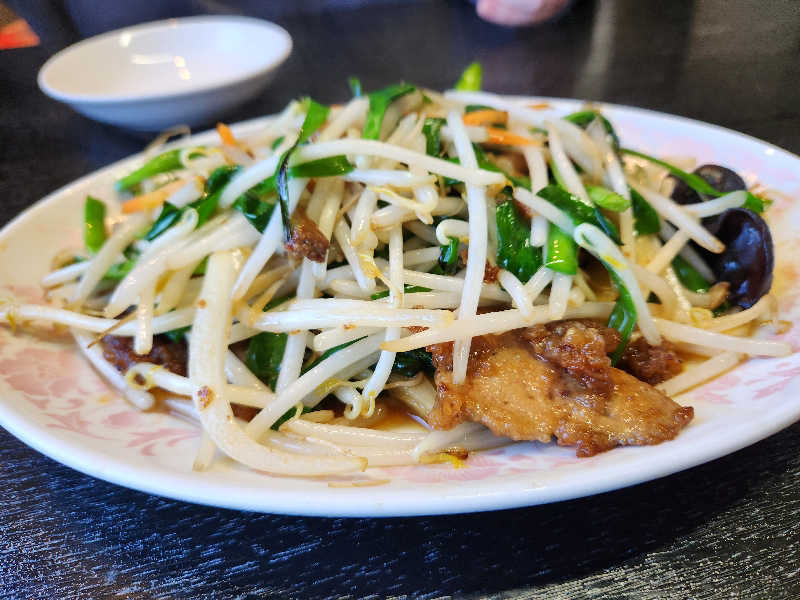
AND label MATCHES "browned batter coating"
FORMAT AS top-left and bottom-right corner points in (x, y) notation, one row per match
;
(285, 208), (330, 263)
(522, 320), (682, 387)
(100, 335), (258, 421)
(231, 404), (260, 421)
(483, 262), (500, 283)
(619, 338), (683, 385)
(520, 320), (620, 392)
(101, 334), (188, 377)
(456, 246), (499, 283)
(426, 320), (693, 457)
(101, 335), (261, 420)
